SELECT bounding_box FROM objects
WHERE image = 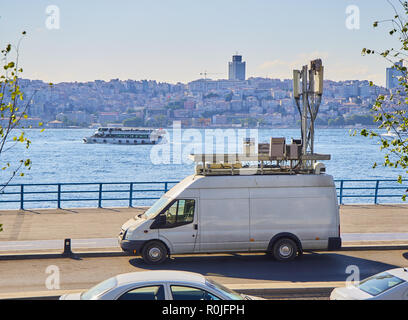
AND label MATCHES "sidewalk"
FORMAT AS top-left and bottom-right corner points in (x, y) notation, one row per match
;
(0, 204), (408, 244)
